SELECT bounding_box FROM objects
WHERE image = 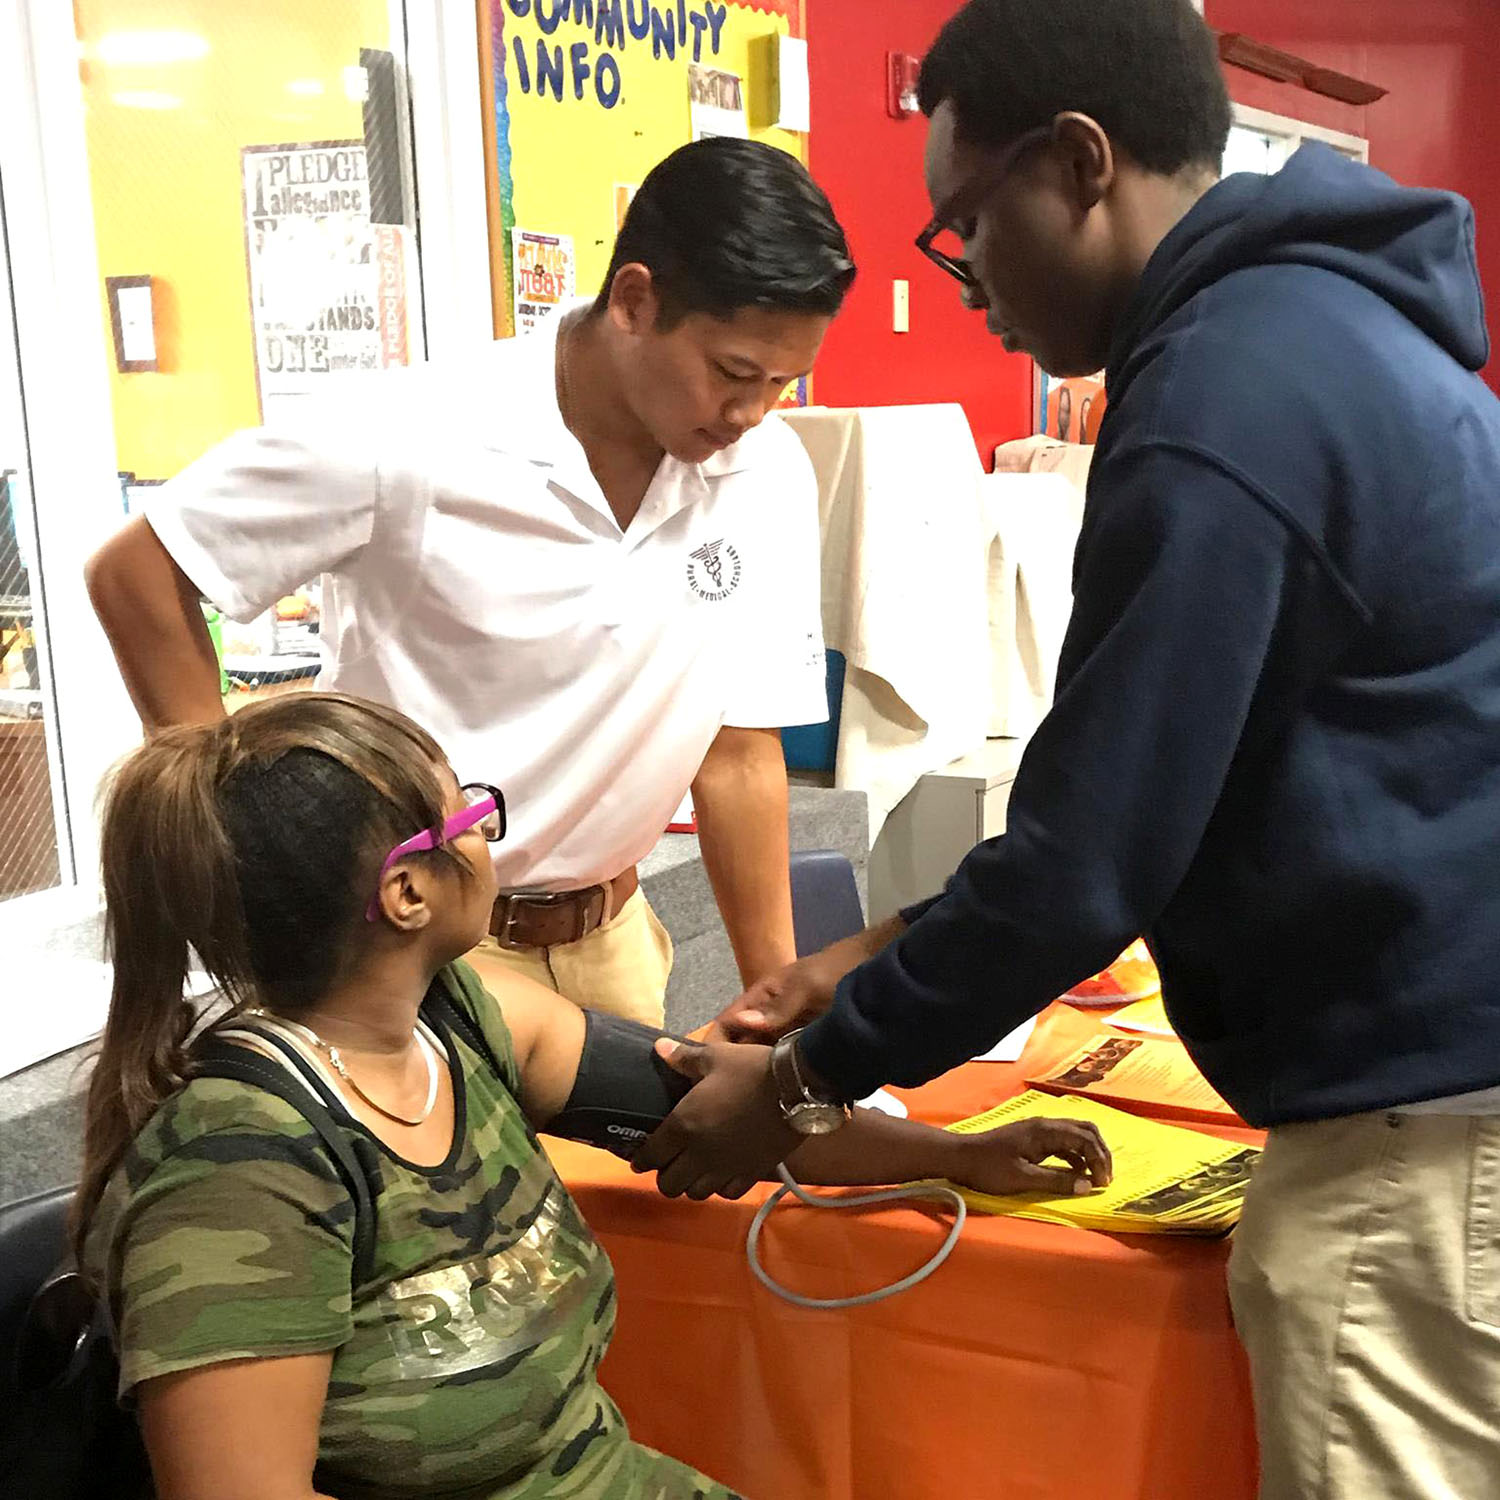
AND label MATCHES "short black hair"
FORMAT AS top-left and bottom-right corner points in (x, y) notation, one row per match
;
(919, 0), (1232, 176)
(595, 138), (855, 324)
